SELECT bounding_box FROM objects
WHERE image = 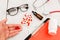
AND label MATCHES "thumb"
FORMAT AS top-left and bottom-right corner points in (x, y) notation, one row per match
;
(1, 19), (7, 23)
